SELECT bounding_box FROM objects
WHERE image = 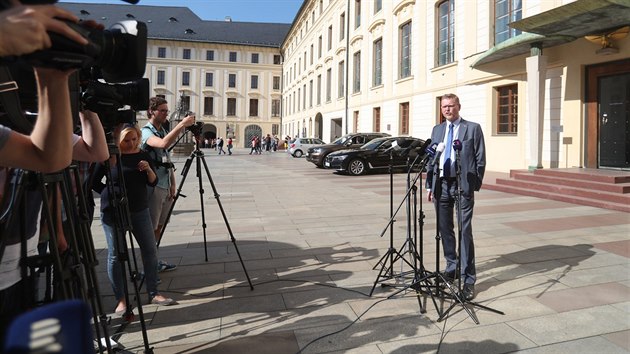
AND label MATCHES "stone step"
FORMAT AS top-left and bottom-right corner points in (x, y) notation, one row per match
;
(495, 178), (630, 205)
